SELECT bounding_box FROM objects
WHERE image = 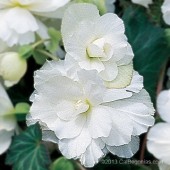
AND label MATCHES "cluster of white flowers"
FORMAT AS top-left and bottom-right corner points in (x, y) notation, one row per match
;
(0, 83), (17, 155)
(0, 0), (70, 87)
(147, 90), (170, 170)
(27, 4), (155, 167)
